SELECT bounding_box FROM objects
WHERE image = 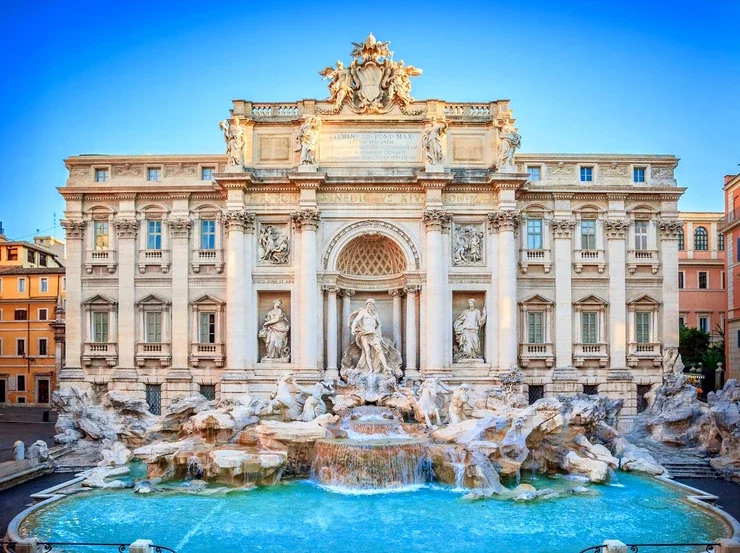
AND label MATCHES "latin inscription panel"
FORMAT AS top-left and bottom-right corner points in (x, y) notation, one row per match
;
(320, 132), (421, 163)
